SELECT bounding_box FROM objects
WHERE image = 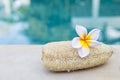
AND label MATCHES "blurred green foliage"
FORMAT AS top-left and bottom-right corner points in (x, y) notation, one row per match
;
(18, 0), (77, 44)
(0, 0), (119, 44)
(0, 16), (14, 23)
